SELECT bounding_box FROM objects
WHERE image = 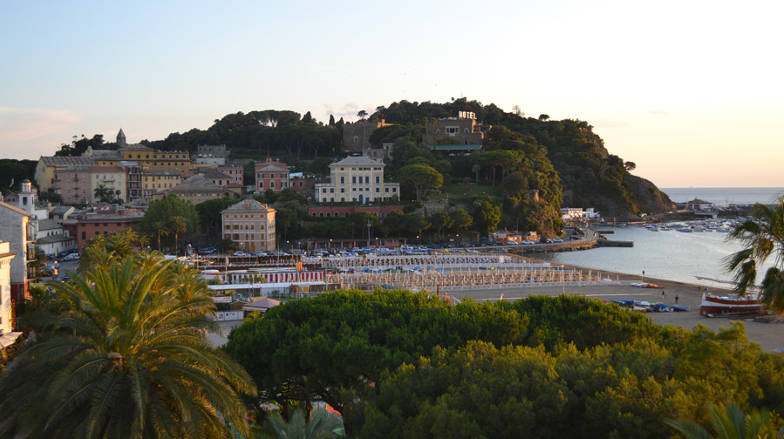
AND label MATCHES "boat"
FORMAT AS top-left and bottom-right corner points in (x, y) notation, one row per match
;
(699, 293), (762, 317)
